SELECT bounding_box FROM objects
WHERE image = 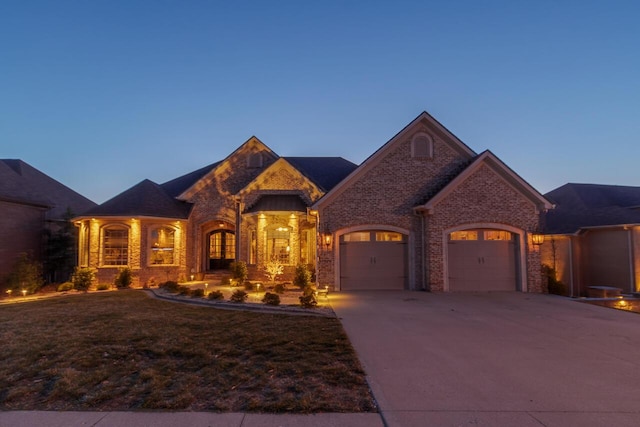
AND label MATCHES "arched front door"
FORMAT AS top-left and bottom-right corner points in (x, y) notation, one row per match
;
(208, 230), (235, 270)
